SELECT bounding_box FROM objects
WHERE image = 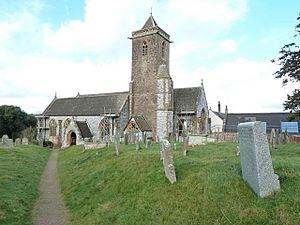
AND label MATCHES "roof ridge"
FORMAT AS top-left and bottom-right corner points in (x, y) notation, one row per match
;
(77, 91), (128, 98)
